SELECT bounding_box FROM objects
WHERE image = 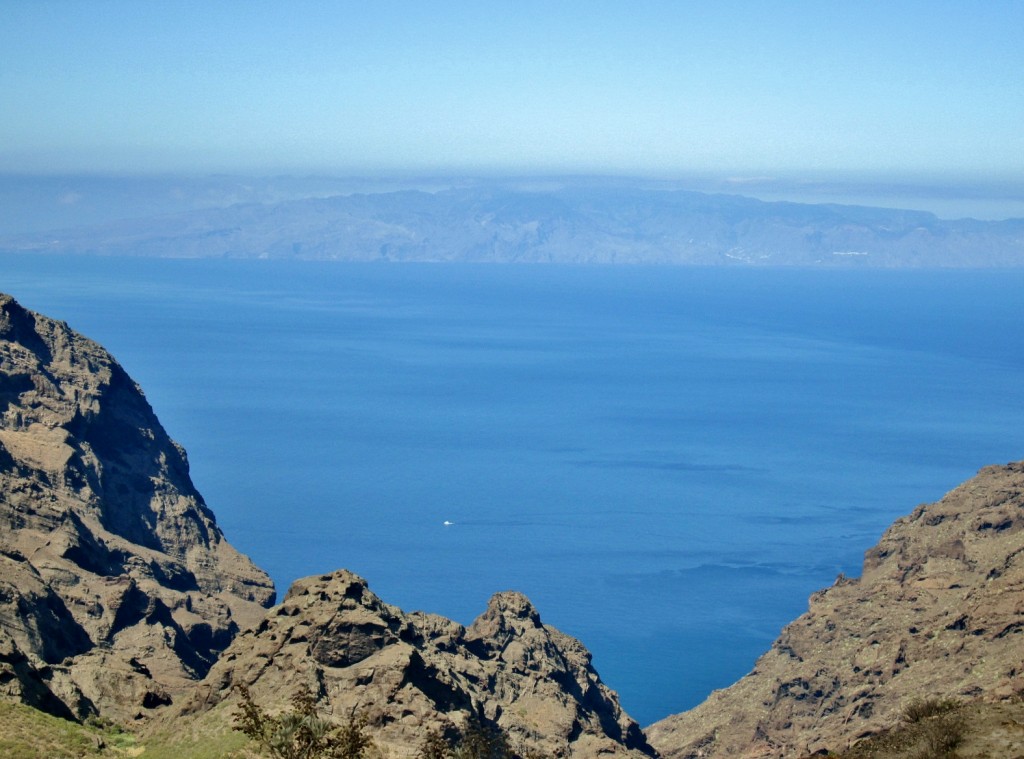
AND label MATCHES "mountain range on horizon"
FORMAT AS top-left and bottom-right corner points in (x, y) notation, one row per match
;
(3, 184), (1024, 268)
